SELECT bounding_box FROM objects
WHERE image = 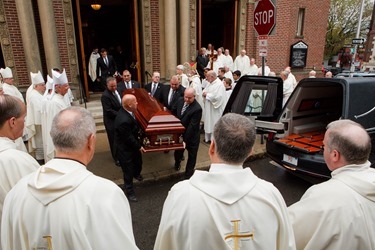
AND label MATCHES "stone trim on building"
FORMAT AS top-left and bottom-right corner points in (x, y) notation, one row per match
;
(0, 0), (18, 84)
